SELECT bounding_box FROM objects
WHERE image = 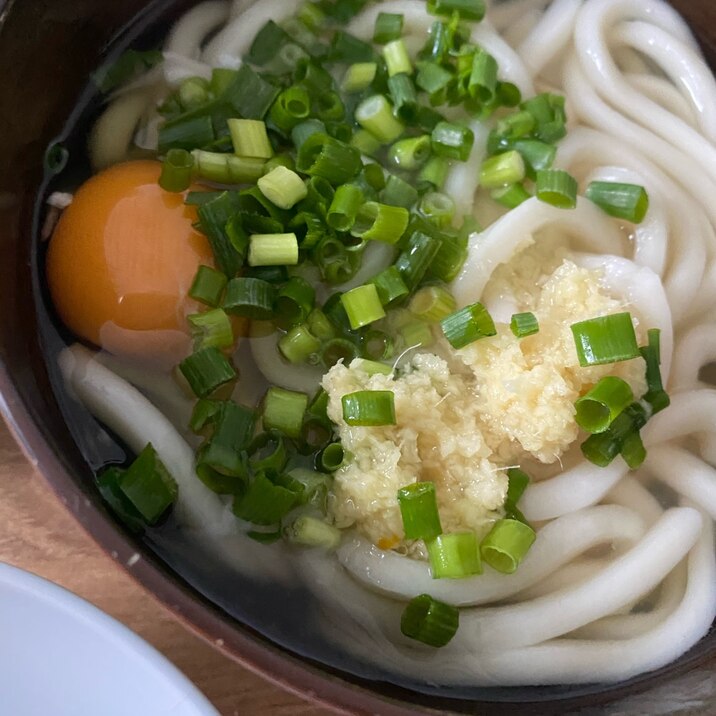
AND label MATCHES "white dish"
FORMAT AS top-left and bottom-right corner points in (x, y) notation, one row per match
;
(0, 561), (220, 716)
